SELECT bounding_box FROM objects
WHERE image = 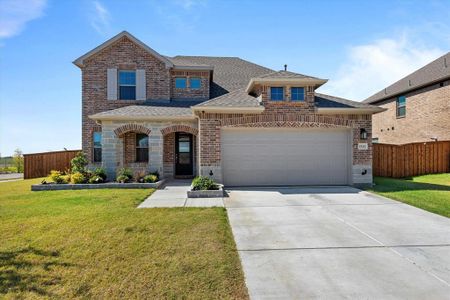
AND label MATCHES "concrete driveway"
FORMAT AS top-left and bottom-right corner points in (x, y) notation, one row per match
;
(224, 186), (450, 299)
